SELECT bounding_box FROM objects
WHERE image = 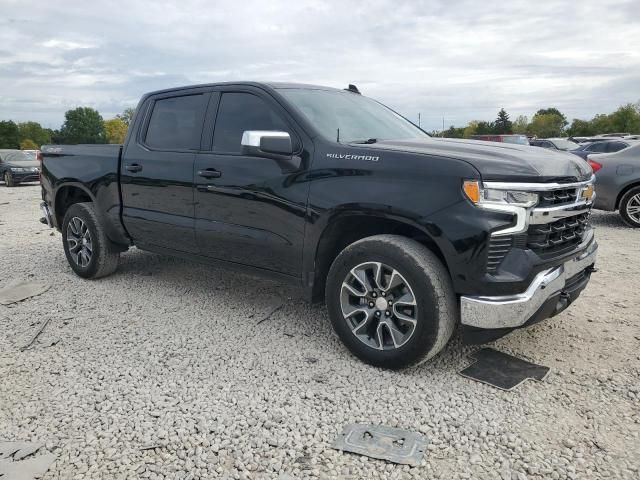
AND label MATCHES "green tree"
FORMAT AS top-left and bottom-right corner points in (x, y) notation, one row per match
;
(58, 107), (106, 144)
(534, 108), (568, 129)
(0, 120), (20, 148)
(527, 113), (566, 138)
(441, 125), (465, 138)
(463, 121), (479, 138)
(104, 118), (128, 144)
(475, 121), (496, 135)
(17, 121), (52, 148)
(567, 119), (595, 137)
(494, 108), (513, 134)
(590, 114), (613, 134)
(20, 139), (38, 150)
(608, 103), (640, 133)
(512, 115), (529, 134)
(116, 107), (136, 126)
